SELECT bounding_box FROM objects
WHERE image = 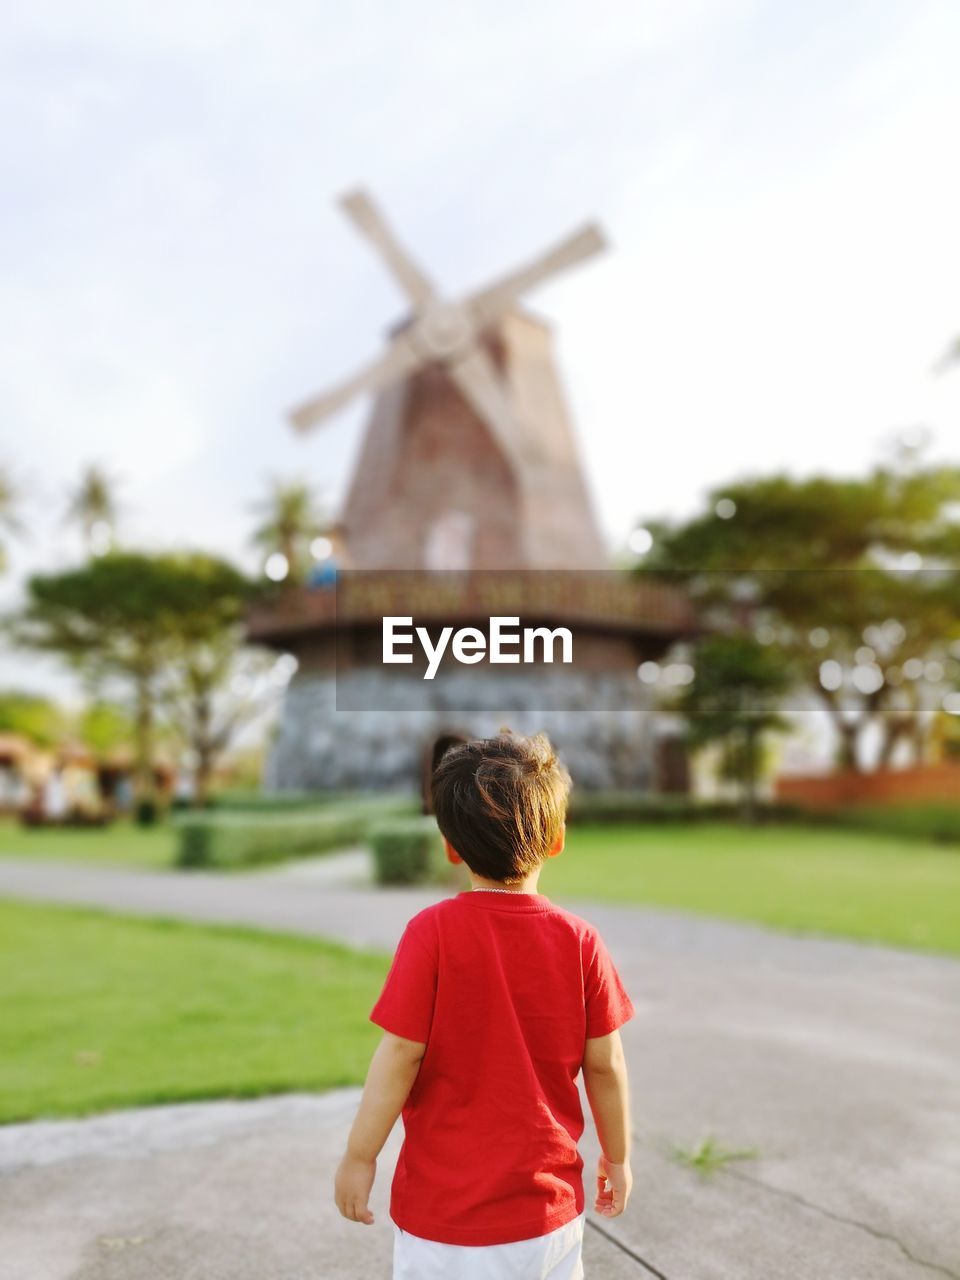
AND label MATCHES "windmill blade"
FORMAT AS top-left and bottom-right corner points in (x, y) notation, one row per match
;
(447, 347), (523, 466)
(340, 189), (436, 310)
(289, 337), (423, 432)
(466, 223), (607, 328)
